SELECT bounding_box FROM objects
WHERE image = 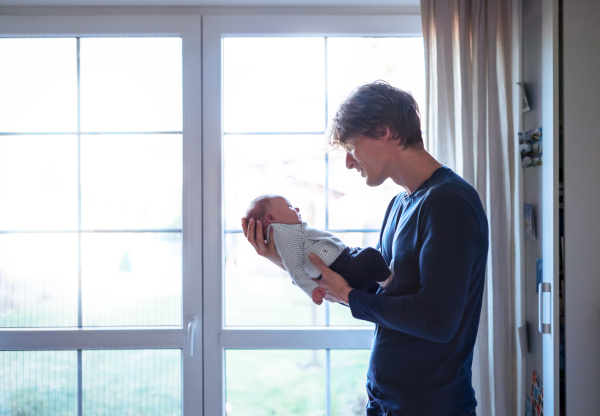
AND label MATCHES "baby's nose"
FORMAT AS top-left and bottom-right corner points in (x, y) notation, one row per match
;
(295, 207), (300, 212)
